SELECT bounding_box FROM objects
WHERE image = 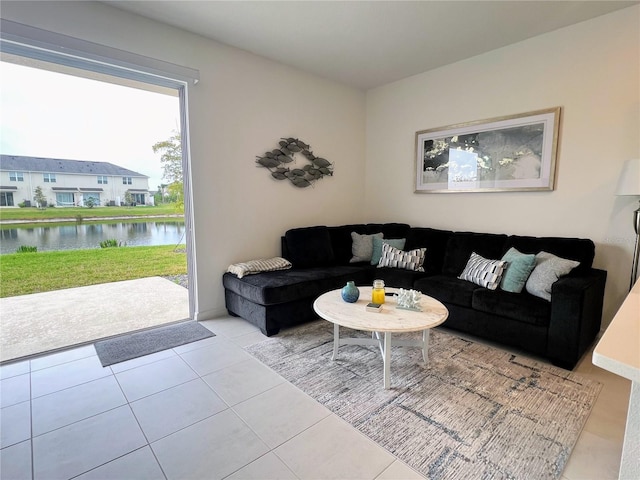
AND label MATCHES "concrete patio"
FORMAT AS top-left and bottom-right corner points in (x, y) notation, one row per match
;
(0, 277), (189, 363)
